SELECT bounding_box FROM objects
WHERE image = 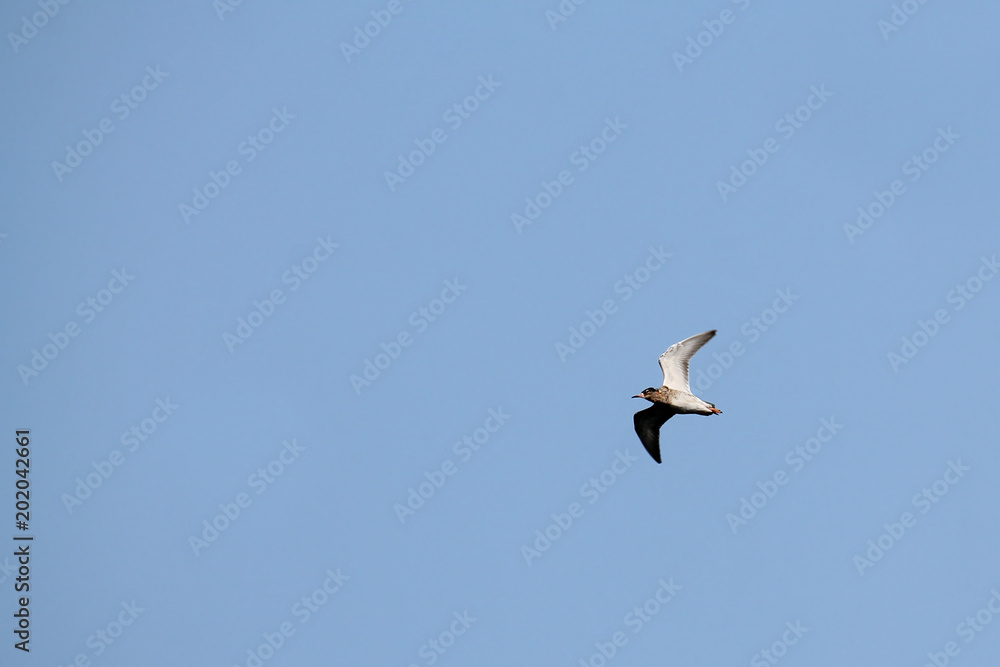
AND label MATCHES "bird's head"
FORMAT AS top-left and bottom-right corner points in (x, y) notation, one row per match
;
(632, 387), (658, 401)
